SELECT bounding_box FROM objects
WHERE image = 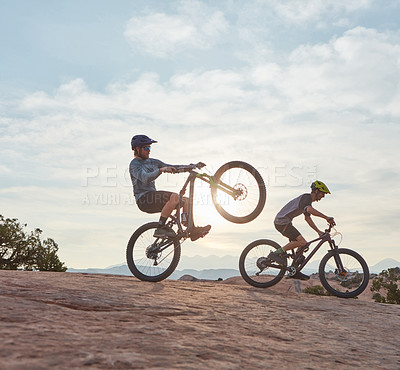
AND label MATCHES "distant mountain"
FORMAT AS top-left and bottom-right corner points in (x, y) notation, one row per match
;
(68, 265), (240, 280)
(67, 257), (400, 280)
(68, 264), (131, 276)
(67, 255), (241, 277)
(170, 268), (239, 280)
(178, 255), (239, 270)
(369, 258), (400, 274)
